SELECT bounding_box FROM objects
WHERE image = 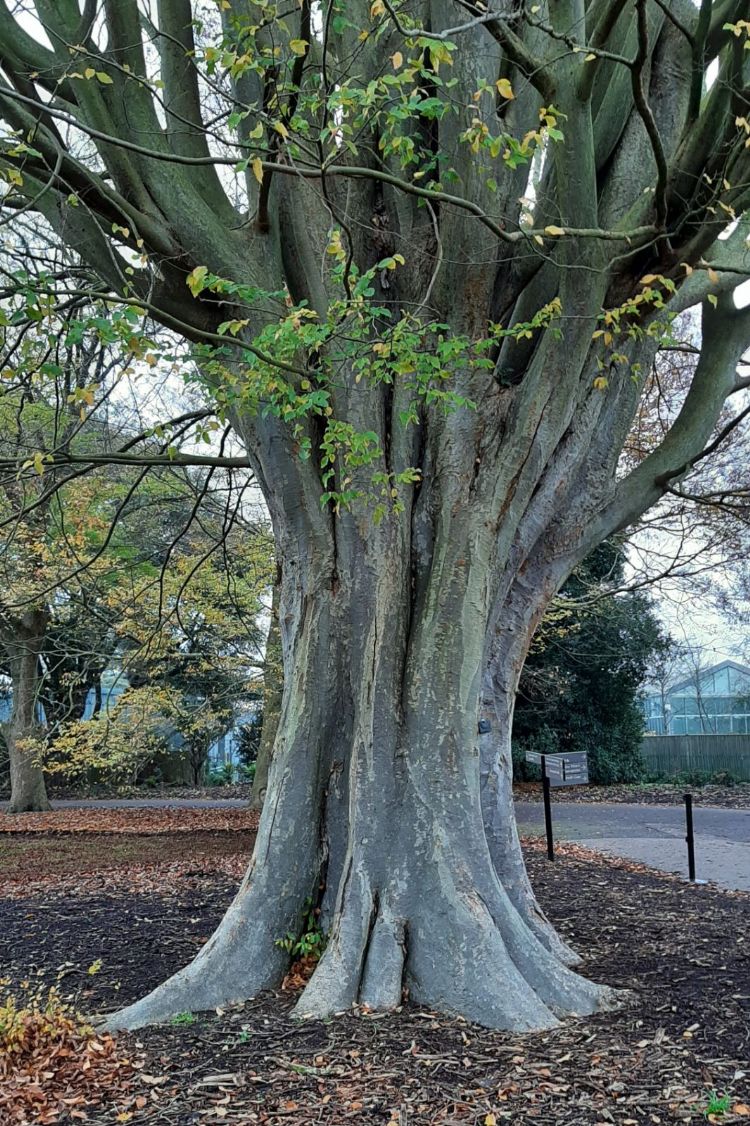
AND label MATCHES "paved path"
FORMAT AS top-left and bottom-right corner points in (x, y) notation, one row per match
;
(515, 800), (750, 892)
